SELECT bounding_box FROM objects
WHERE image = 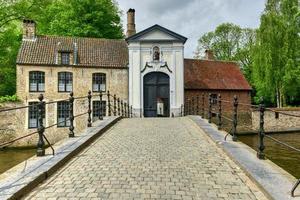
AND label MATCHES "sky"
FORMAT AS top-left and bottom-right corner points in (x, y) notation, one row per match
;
(116, 0), (266, 58)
